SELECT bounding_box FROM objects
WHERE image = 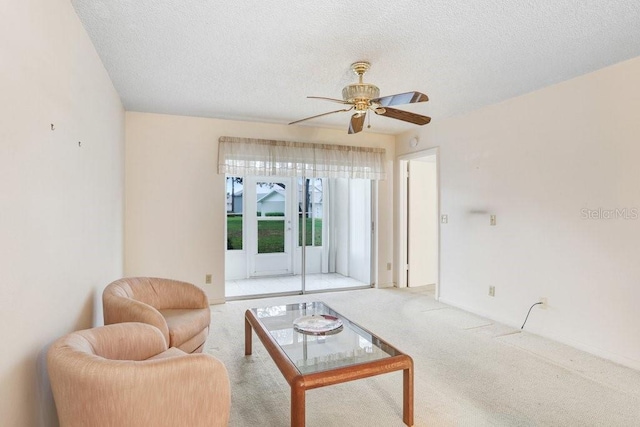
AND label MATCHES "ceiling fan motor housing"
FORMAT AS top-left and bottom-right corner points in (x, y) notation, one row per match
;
(342, 84), (380, 110)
